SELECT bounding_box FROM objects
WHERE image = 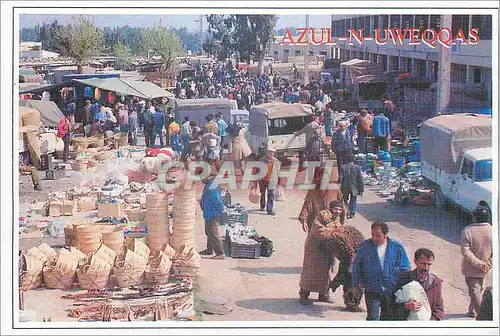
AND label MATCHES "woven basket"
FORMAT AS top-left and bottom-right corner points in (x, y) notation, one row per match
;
(113, 249), (147, 288)
(73, 159), (89, 172)
(20, 254), (44, 291)
(37, 243), (58, 262)
(114, 132), (128, 147)
(43, 248), (79, 289)
(77, 257), (112, 290)
(144, 250), (172, 285)
(101, 228), (124, 254)
(171, 188), (197, 251)
(125, 208), (146, 222)
(126, 239), (150, 263)
(76, 224), (101, 254)
(64, 226), (78, 247)
(93, 244), (117, 267)
(147, 235), (169, 252)
(72, 137), (90, 150)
